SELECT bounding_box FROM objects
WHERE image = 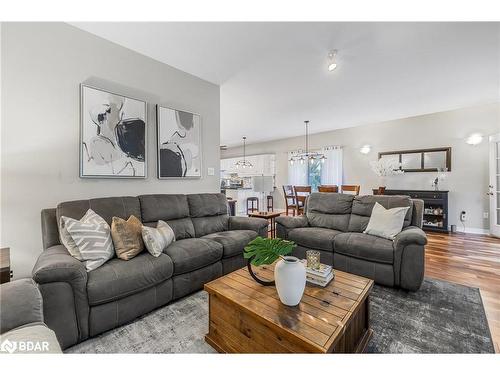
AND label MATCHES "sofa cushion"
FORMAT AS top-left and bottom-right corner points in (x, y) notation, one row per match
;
(334, 232), (394, 264)
(288, 227), (343, 252)
(164, 238), (223, 275)
(139, 195), (195, 240)
(57, 196), (141, 226)
(188, 193), (229, 237)
(202, 230), (258, 258)
(306, 193), (354, 232)
(139, 194), (190, 222)
(348, 195), (414, 232)
(187, 193), (228, 217)
(87, 253), (174, 306)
